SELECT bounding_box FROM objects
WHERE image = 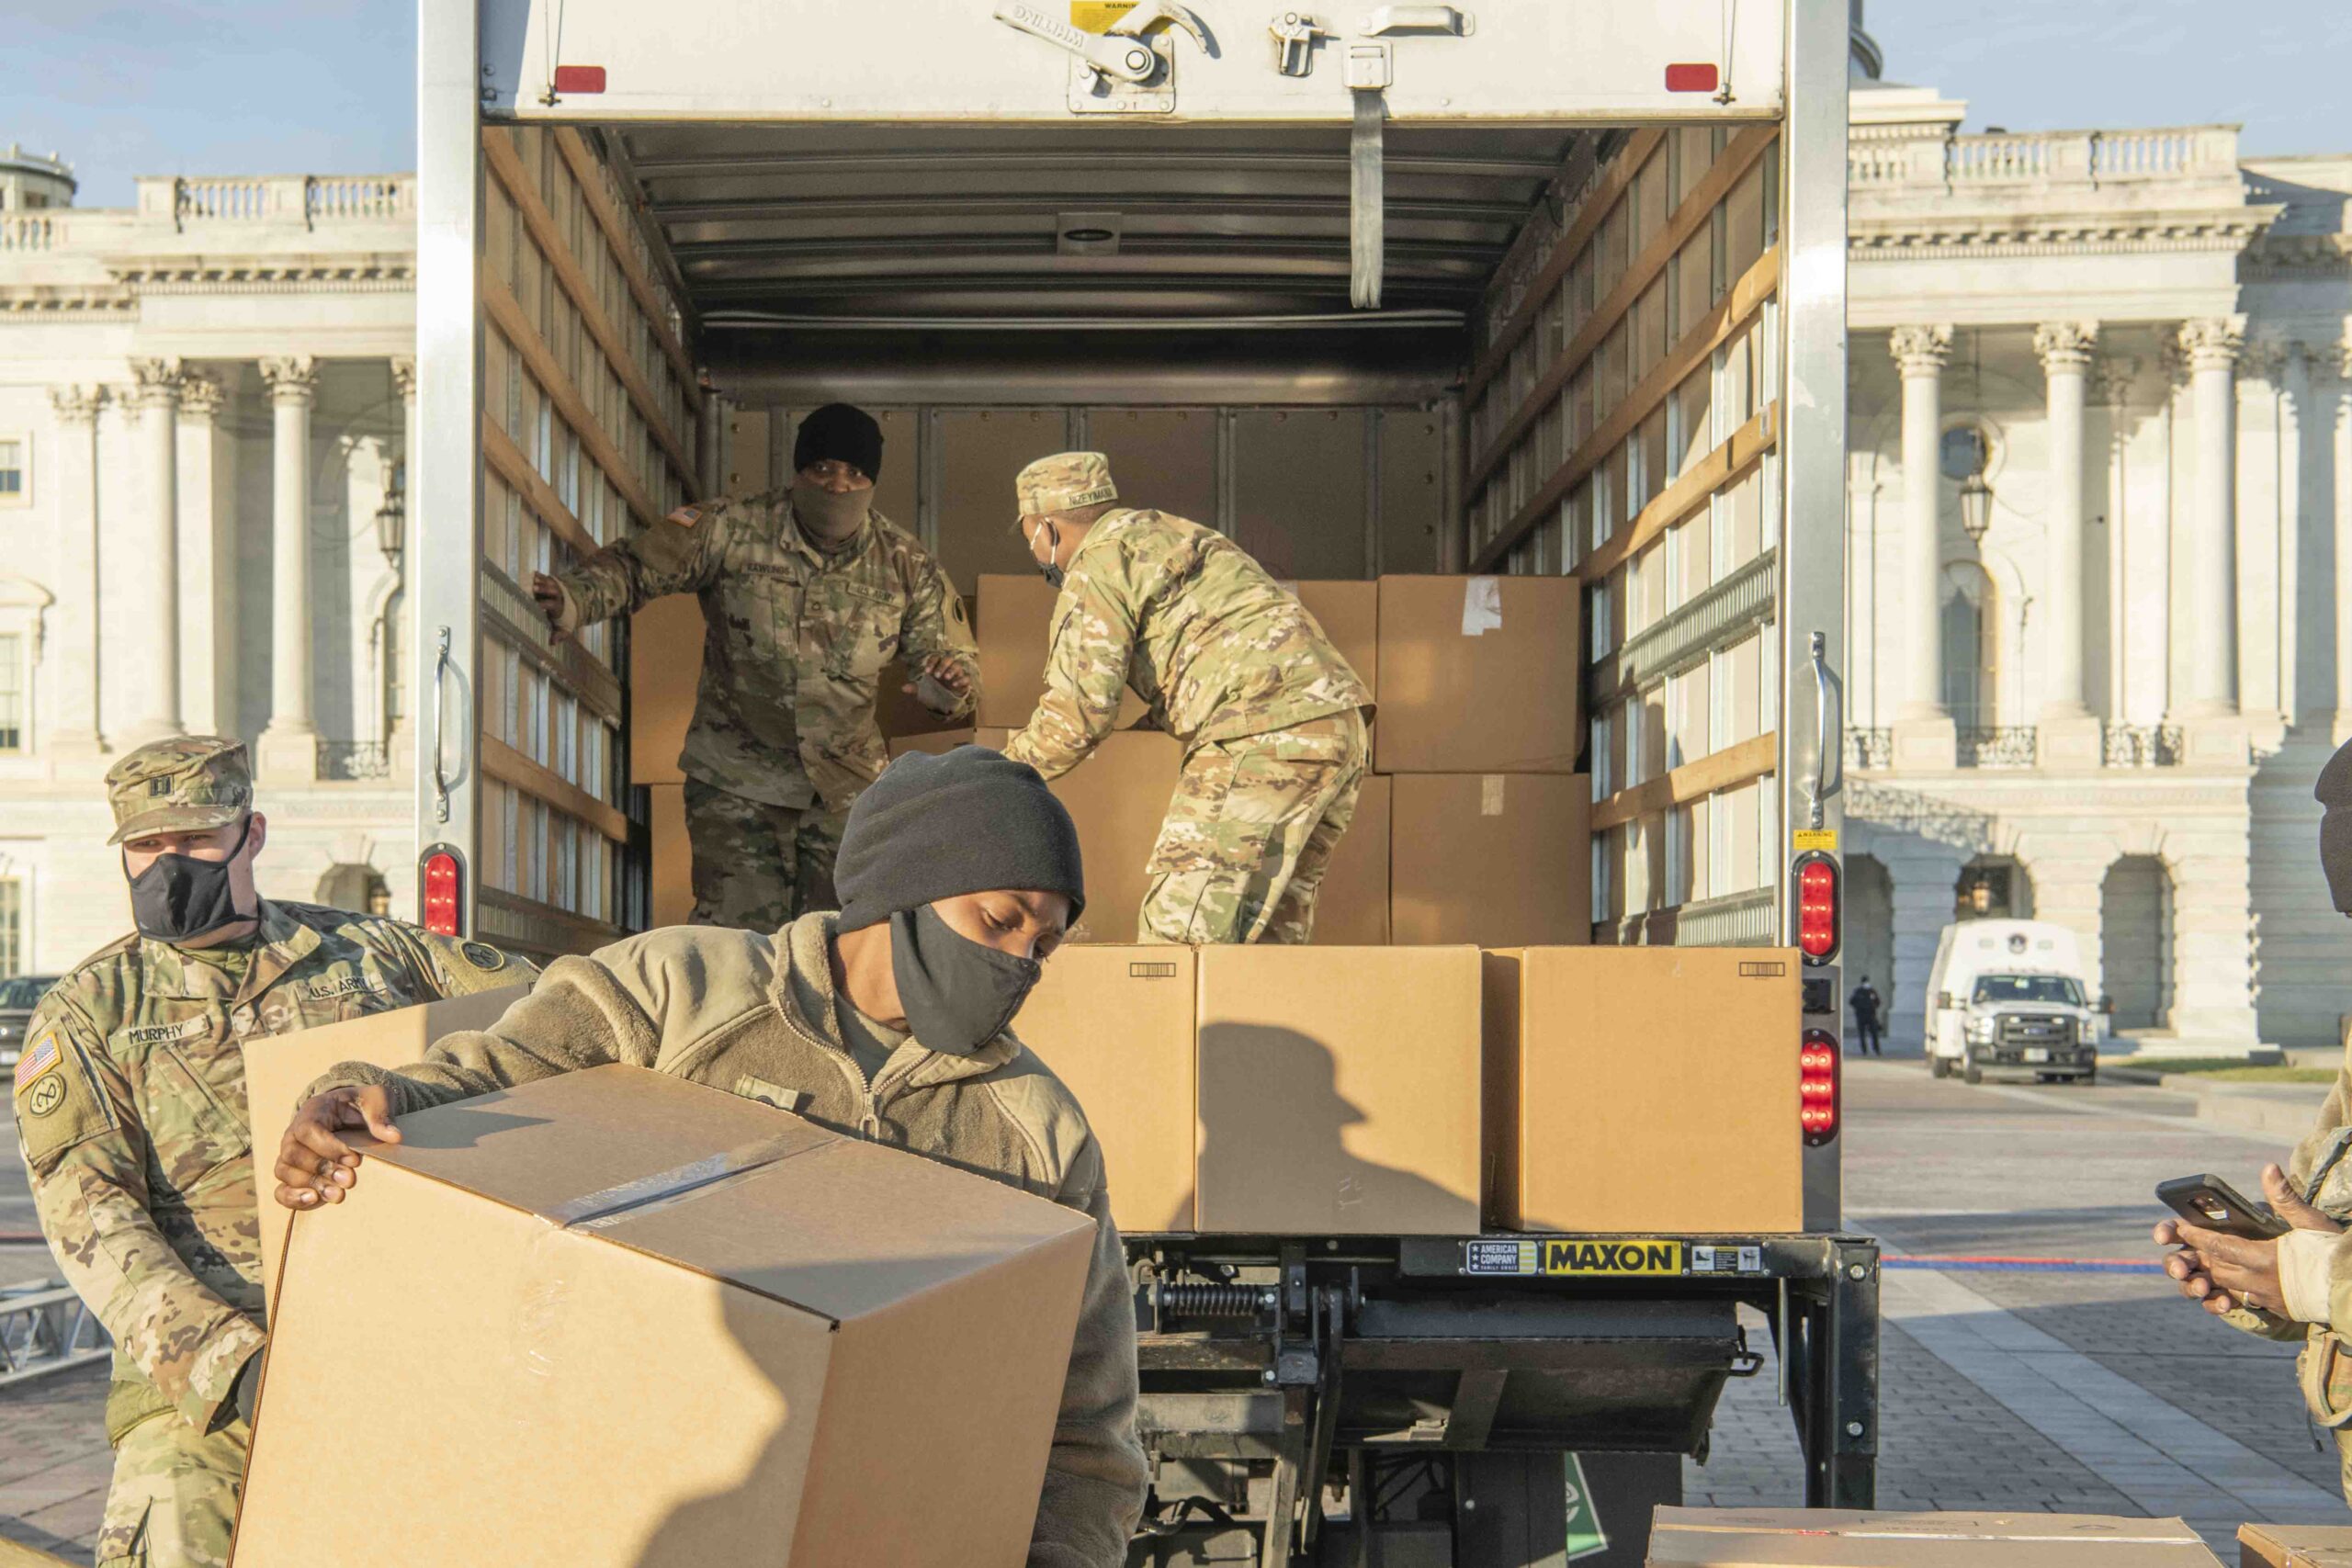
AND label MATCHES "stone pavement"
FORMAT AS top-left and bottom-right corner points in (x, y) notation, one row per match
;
(1683, 1058), (2351, 1552)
